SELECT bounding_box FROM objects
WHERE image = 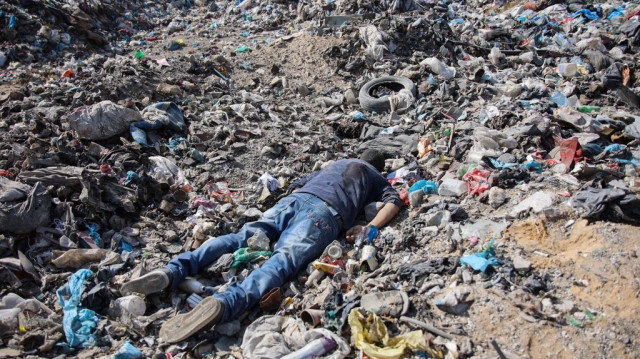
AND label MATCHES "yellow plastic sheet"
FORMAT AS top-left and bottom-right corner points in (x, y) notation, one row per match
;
(349, 309), (442, 359)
